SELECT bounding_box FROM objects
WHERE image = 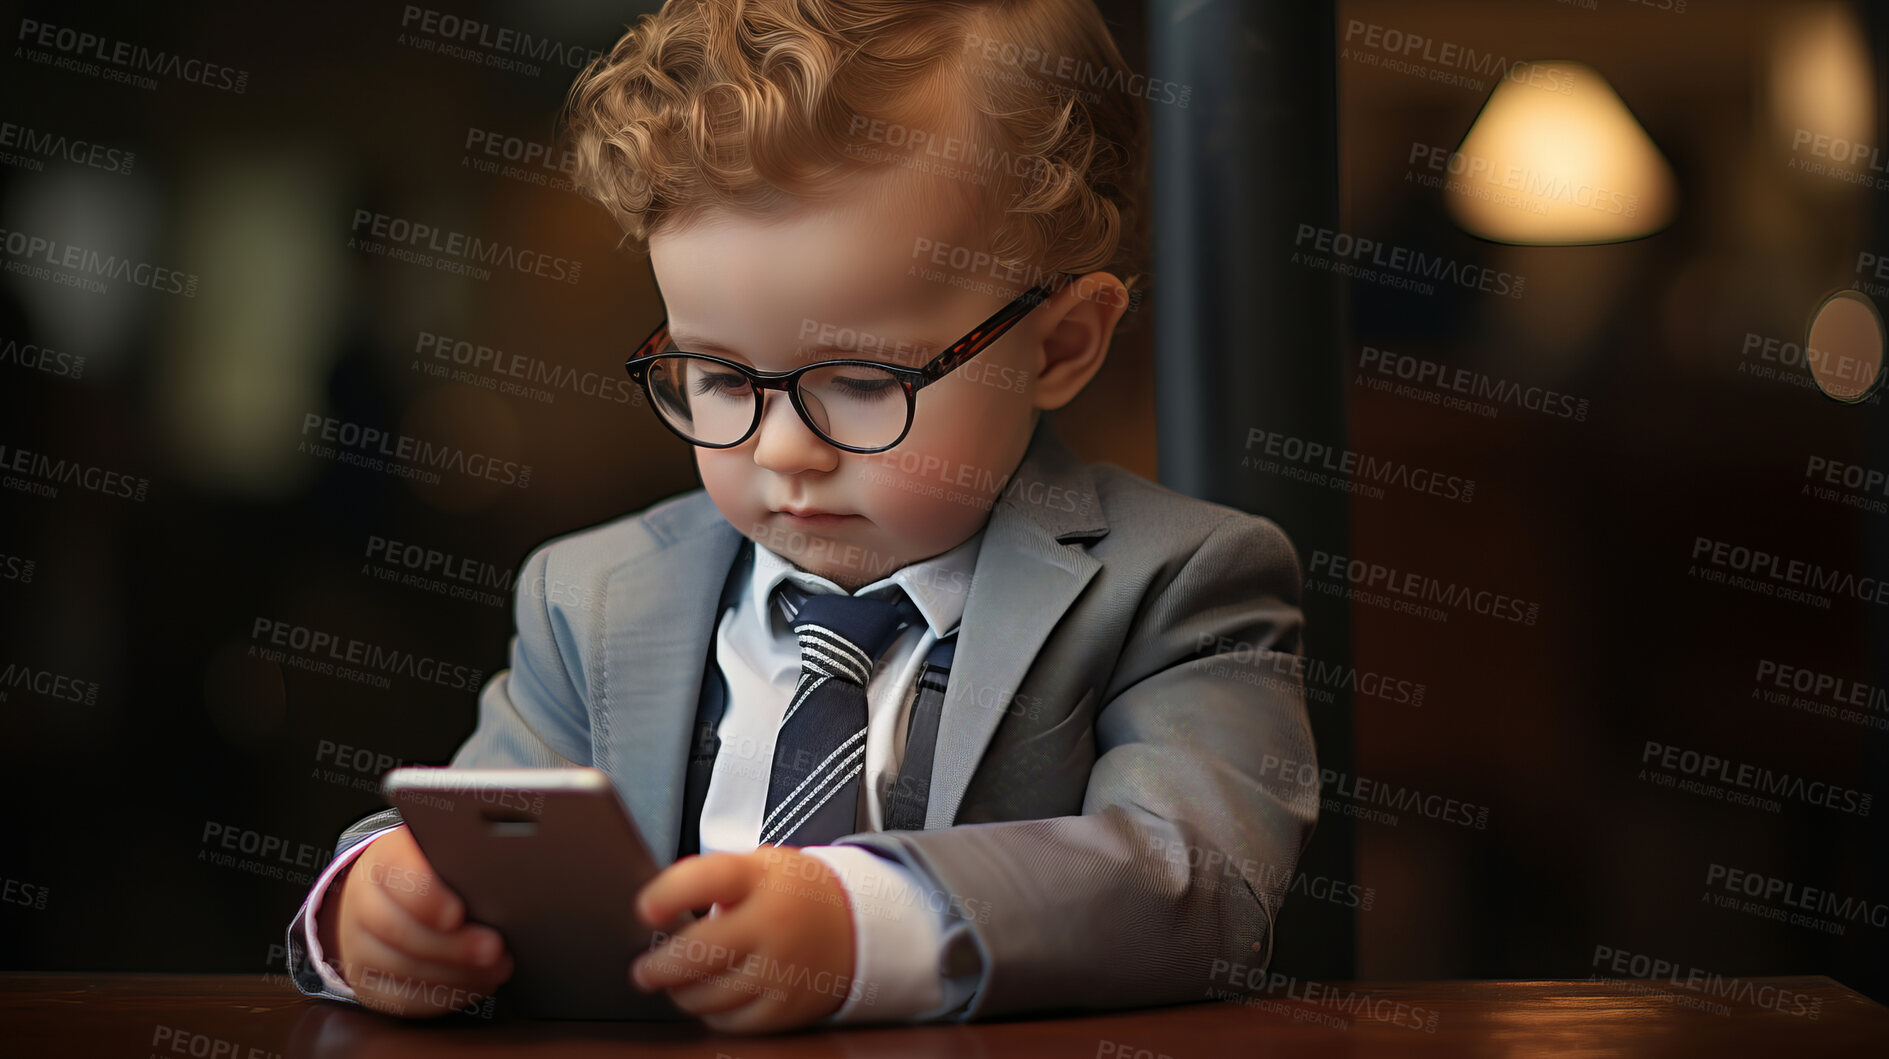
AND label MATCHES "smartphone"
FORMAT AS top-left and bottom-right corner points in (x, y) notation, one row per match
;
(379, 766), (686, 1020)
